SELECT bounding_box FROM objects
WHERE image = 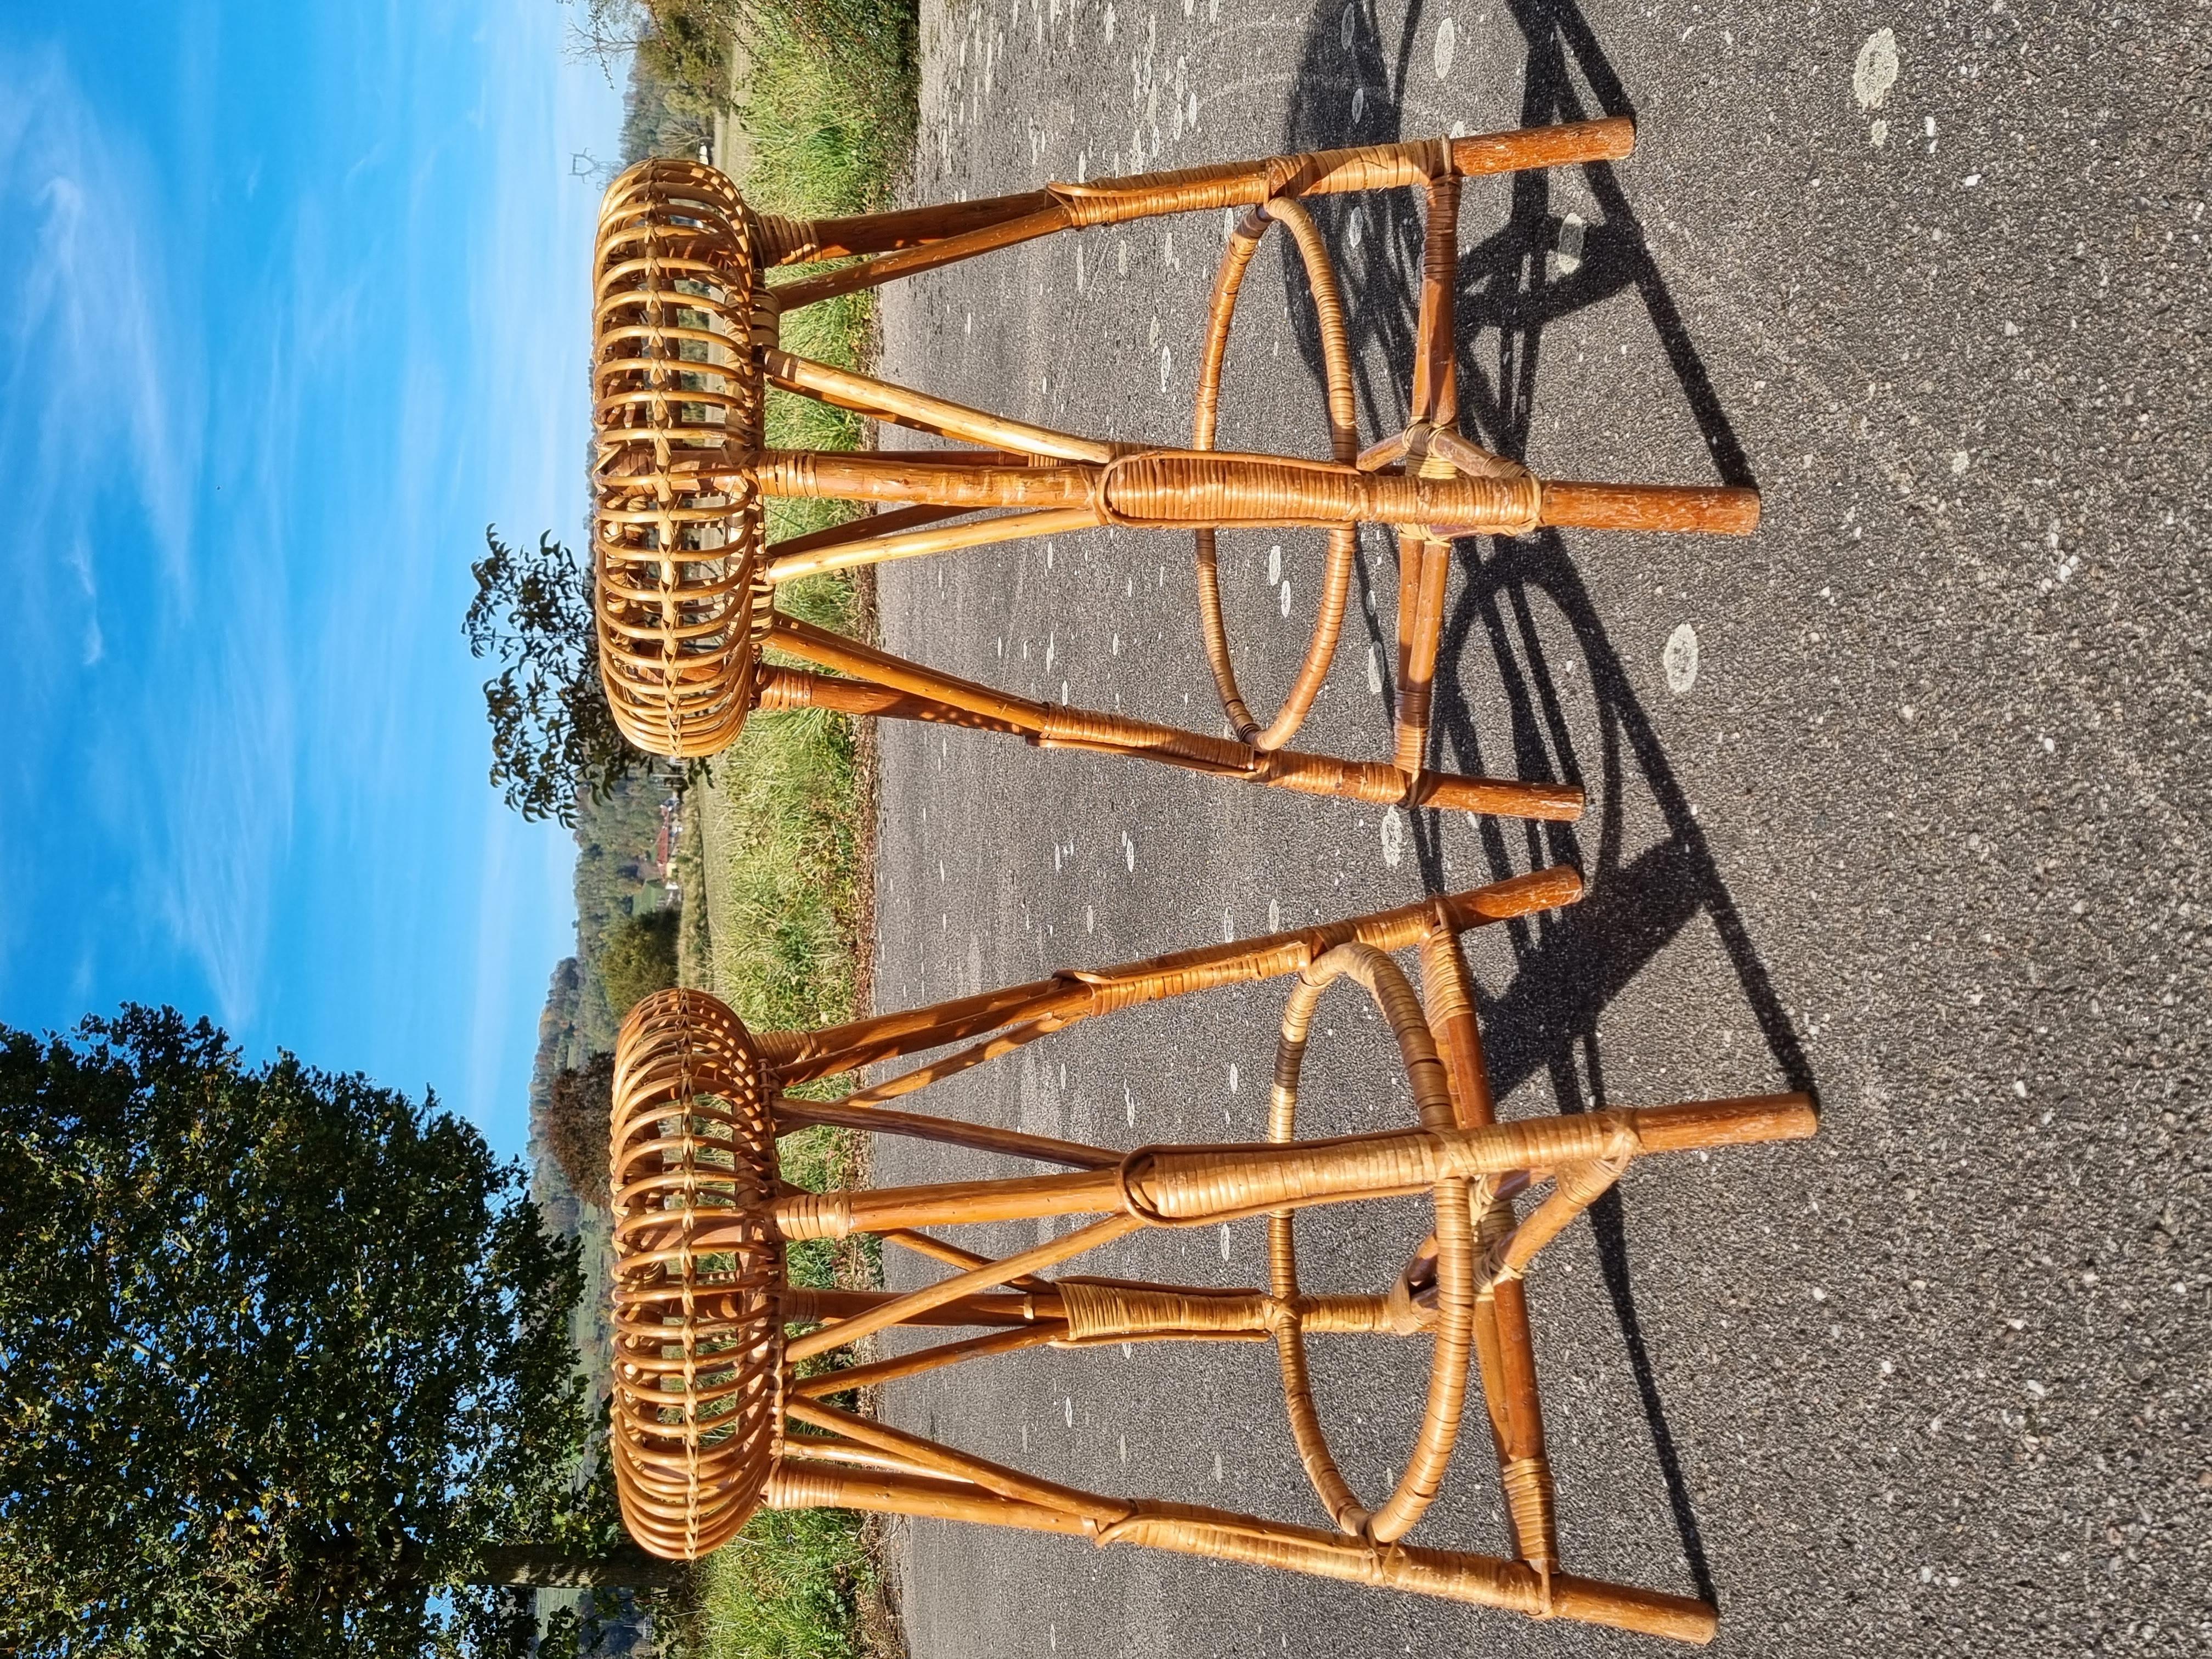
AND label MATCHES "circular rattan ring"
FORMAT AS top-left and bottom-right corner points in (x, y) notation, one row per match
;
(609, 989), (786, 1560)
(1192, 196), (1361, 750)
(1267, 943), (1478, 1544)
